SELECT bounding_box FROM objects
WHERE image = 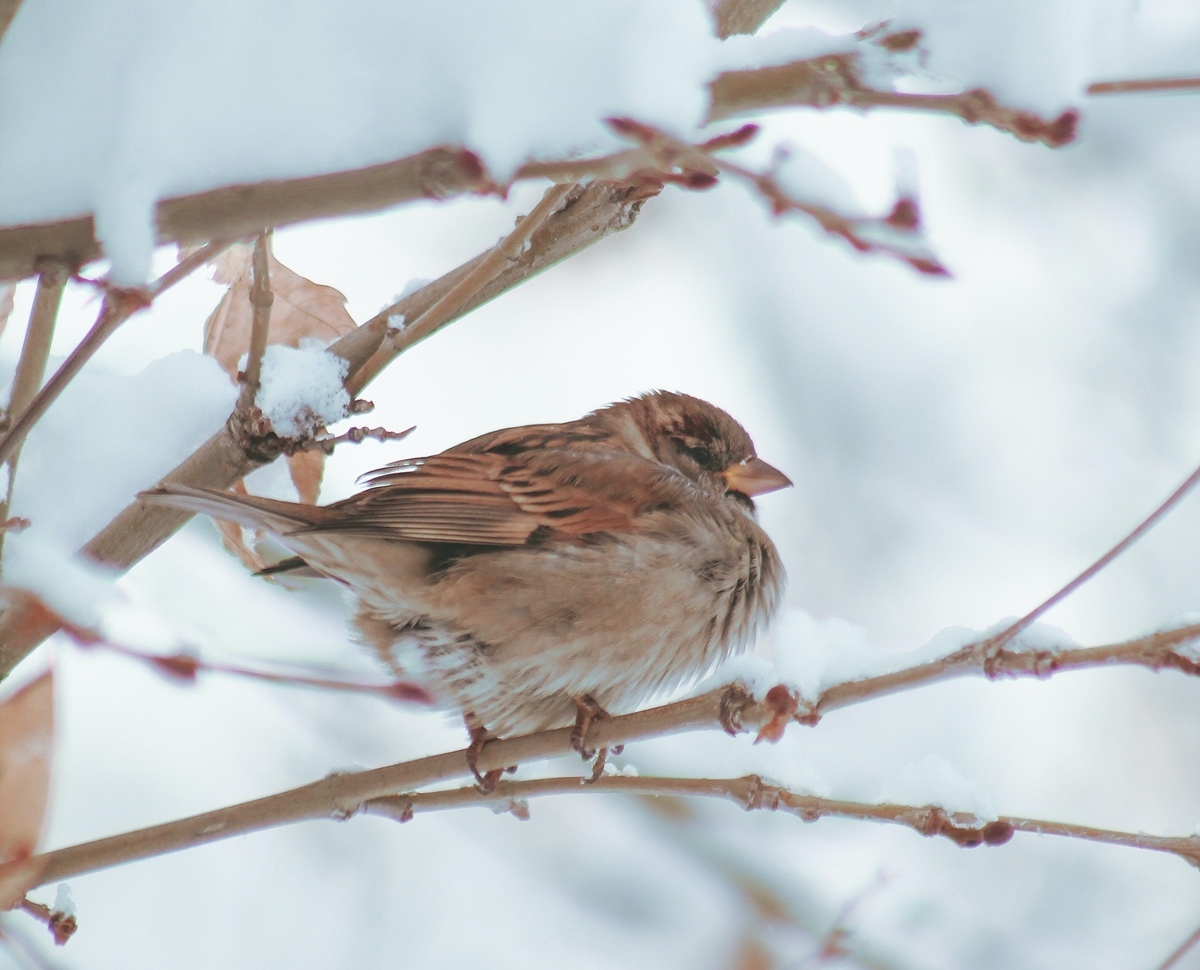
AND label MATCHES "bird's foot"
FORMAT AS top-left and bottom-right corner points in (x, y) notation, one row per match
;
(571, 694), (607, 759)
(571, 695), (623, 784)
(464, 716), (502, 795)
